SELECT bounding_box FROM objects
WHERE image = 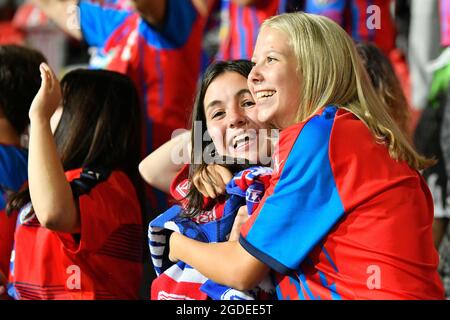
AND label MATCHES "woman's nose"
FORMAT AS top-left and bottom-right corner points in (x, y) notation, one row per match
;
(248, 63), (263, 85)
(227, 107), (246, 129)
